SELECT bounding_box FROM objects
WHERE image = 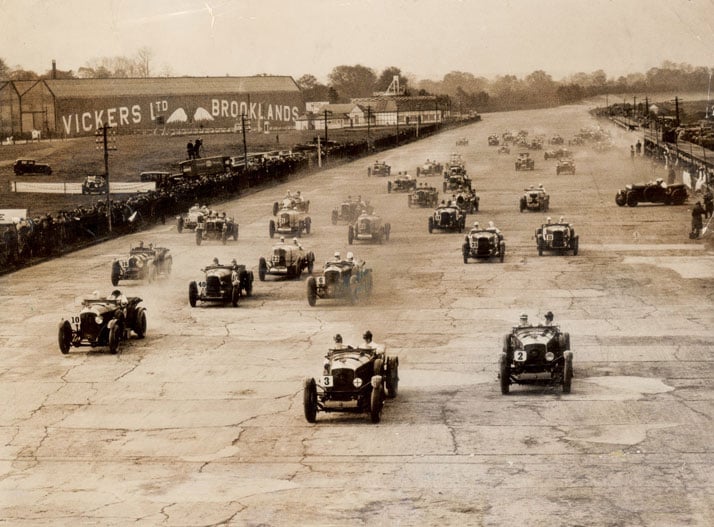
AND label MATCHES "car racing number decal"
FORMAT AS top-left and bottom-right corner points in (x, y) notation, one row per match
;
(71, 315), (81, 331)
(514, 350), (527, 362)
(321, 375), (333, 387)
